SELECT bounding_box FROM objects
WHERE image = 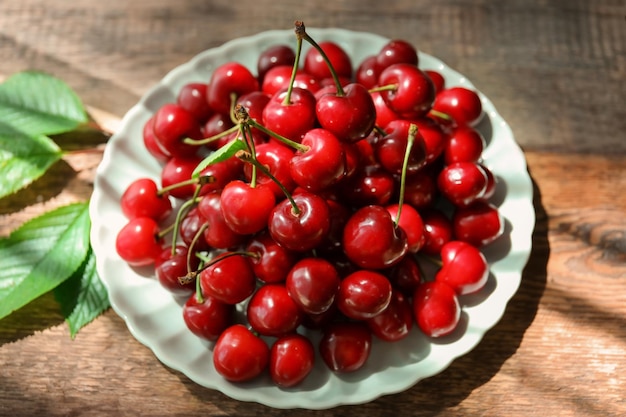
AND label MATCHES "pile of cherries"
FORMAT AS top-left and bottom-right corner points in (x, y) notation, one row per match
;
(115, 22), (504, 387)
